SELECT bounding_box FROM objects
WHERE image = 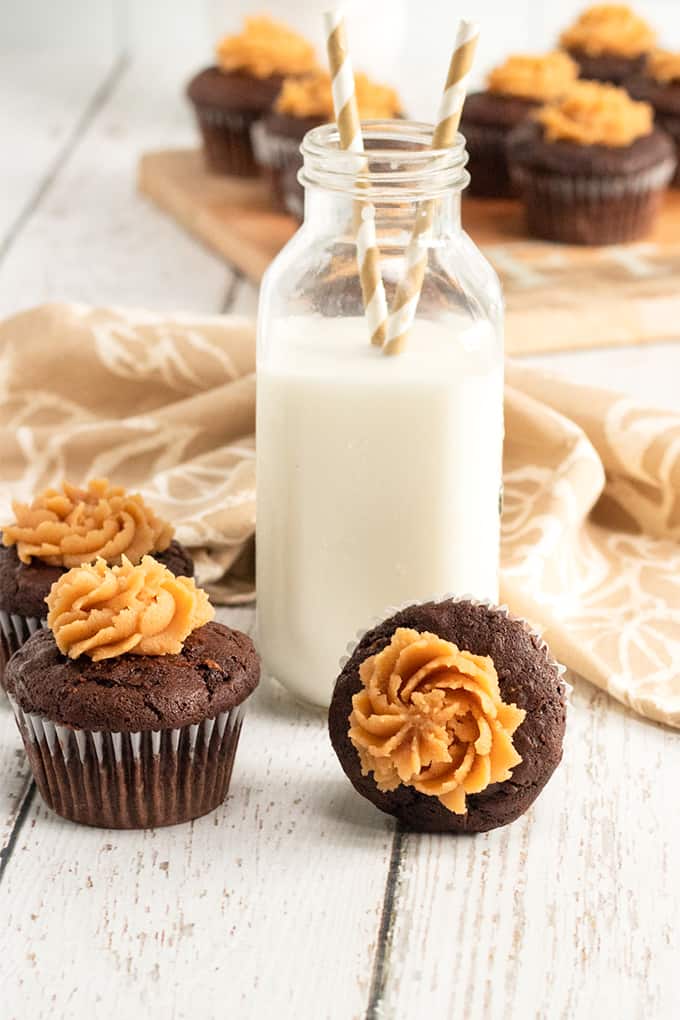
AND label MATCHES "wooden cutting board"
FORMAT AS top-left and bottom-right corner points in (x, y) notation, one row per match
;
(138, 147), (680, 355)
